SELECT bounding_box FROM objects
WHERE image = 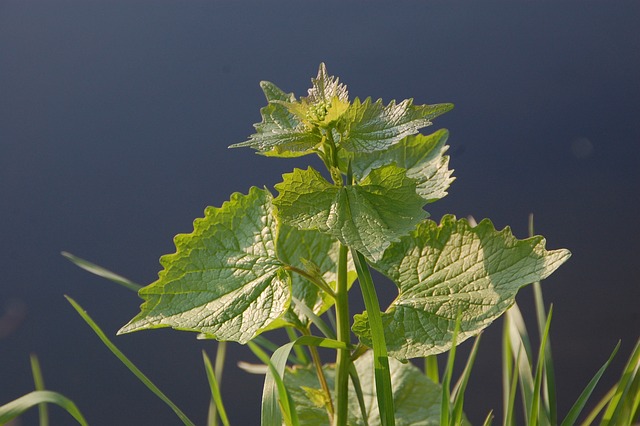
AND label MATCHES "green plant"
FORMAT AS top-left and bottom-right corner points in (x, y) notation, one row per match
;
(3, 64), (636, 425)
